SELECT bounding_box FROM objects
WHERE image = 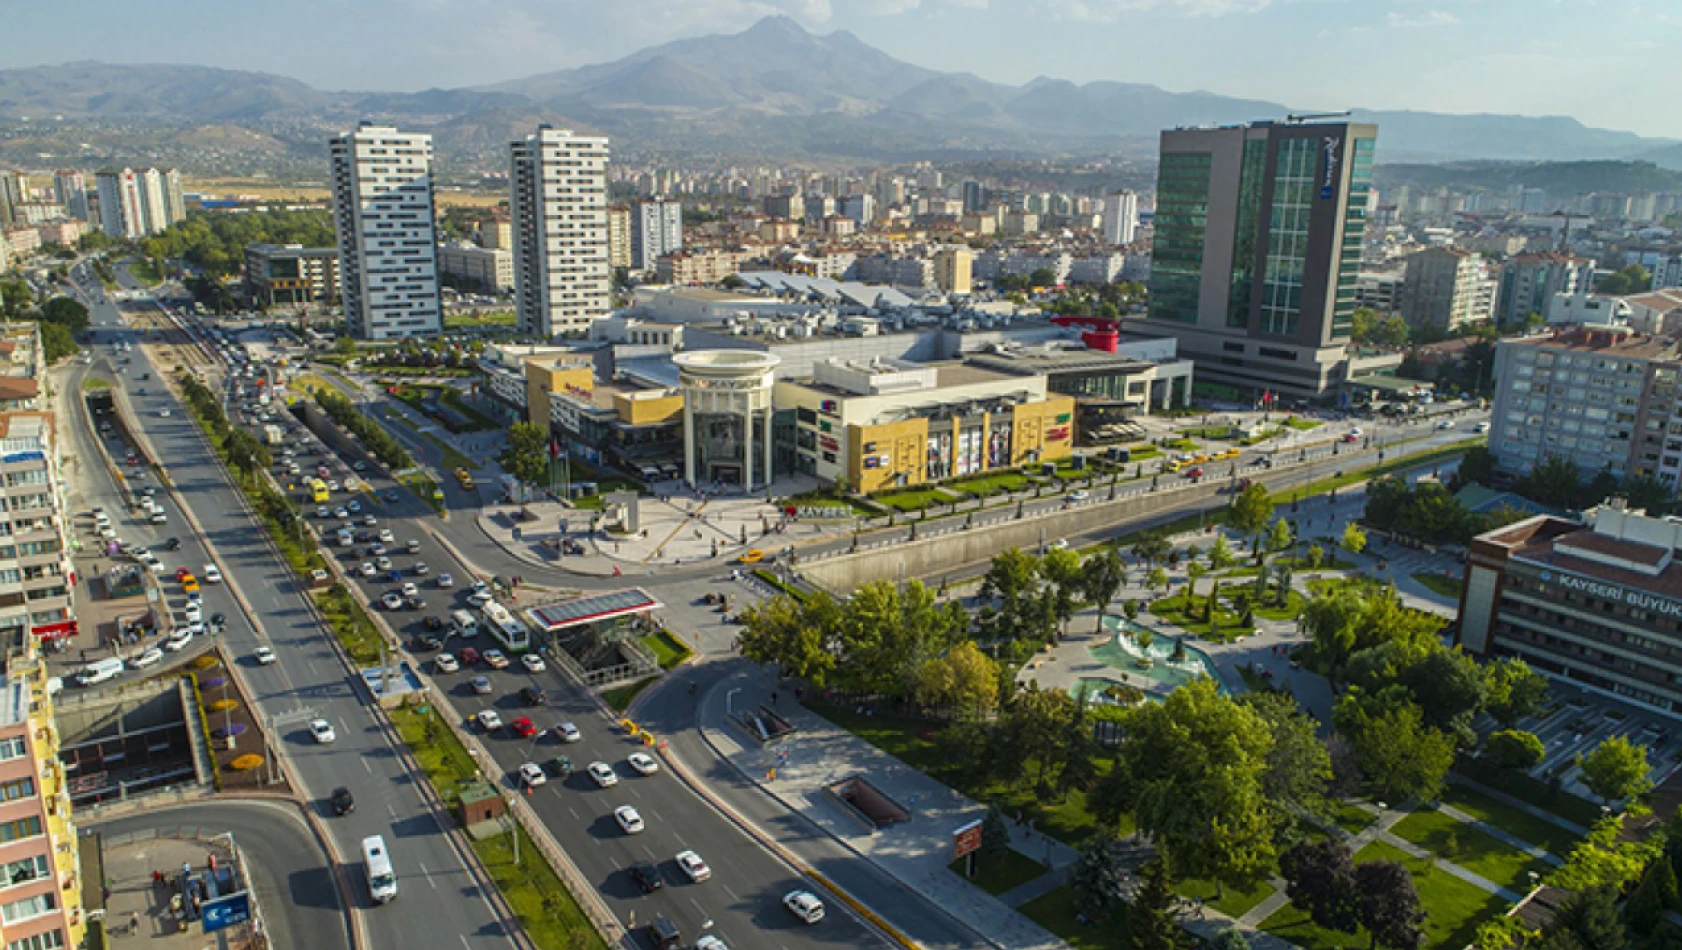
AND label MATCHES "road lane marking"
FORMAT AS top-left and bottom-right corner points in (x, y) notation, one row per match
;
(362, 756), (373, 774)
(722, 884), (740, 902)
